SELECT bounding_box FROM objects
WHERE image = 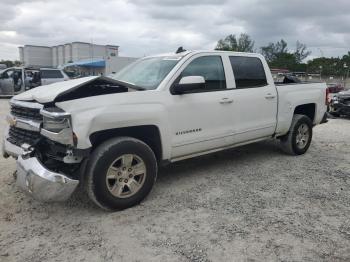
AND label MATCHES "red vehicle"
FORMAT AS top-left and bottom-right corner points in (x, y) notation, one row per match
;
(327, 83), (344, 93)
